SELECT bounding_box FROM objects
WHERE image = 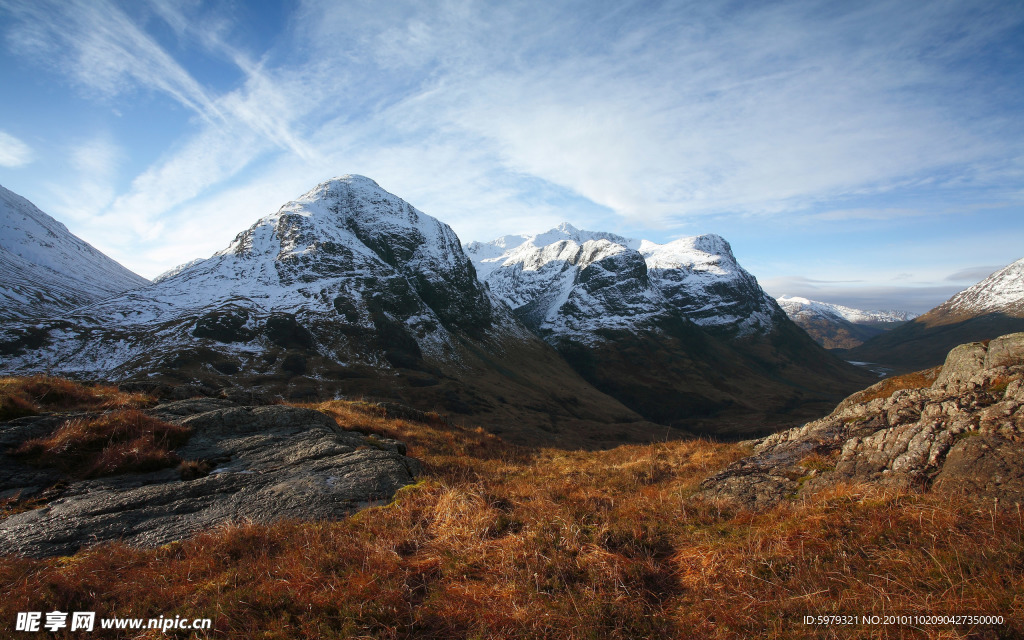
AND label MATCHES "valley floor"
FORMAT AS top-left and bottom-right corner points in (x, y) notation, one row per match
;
(0, 380), (1022, 639)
